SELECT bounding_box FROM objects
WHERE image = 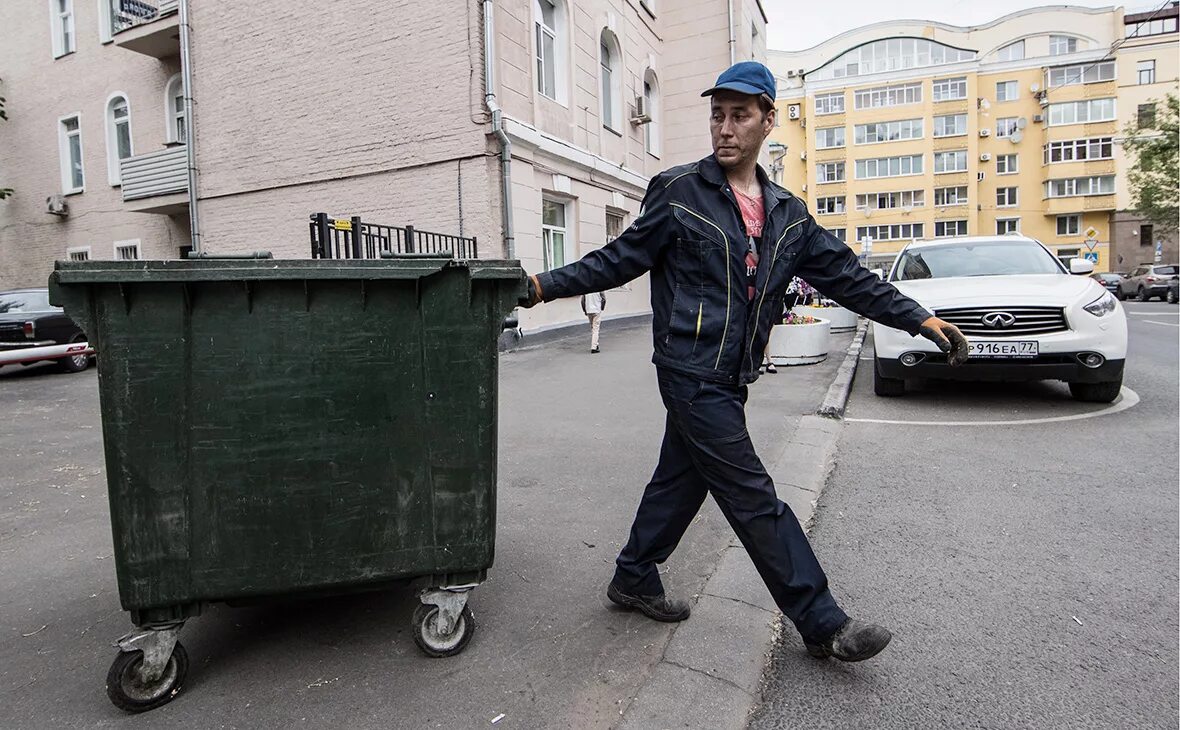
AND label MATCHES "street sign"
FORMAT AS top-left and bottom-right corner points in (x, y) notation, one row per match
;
(1085, 237), (1098, 251)
(1155, 240), (1163, 263)
(1084, 226), (1099, 239)
(1083, 252), (1099, 263)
